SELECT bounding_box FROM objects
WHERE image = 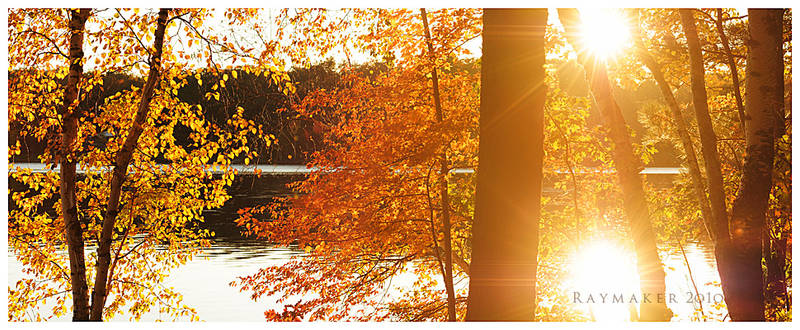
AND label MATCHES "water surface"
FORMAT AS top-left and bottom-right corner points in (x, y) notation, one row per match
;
(7, 172), (725, 321)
